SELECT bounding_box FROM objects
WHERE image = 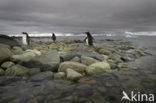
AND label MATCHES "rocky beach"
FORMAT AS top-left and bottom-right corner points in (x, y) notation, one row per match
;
(0, 35), (155, 103)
